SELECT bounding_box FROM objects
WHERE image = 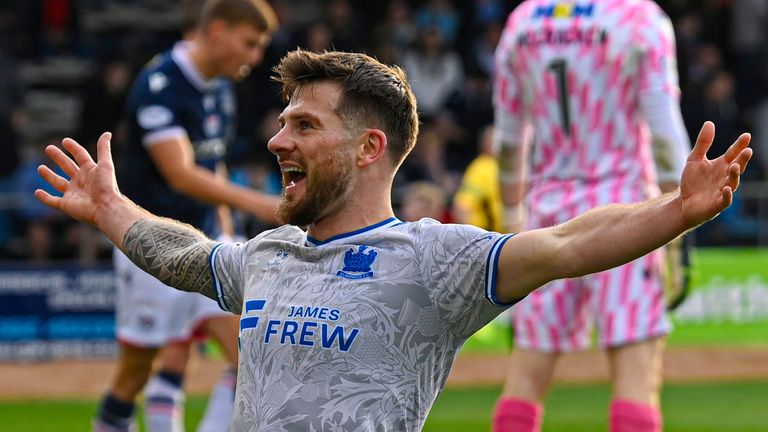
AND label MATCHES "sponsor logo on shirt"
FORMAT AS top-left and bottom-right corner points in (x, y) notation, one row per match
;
(239, 300), (360, 352)
(267, 250), (290, 268)
(137, 105), (174, 130)
(336, 246), (377, 280)
(533, 2), (595, 19)
(148, 72), (169, 93)
(204, 114), (221, 137)
(192, 138), (226, 159)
